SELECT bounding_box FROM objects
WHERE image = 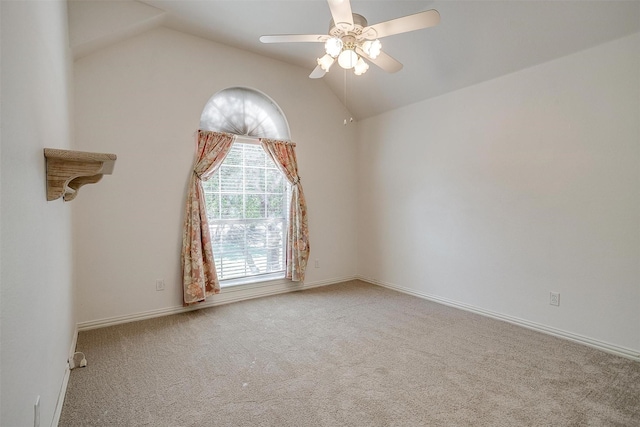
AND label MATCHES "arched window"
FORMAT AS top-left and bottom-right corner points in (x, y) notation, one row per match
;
(200, 87), (290, 140)
(200, 88), (291, 284)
